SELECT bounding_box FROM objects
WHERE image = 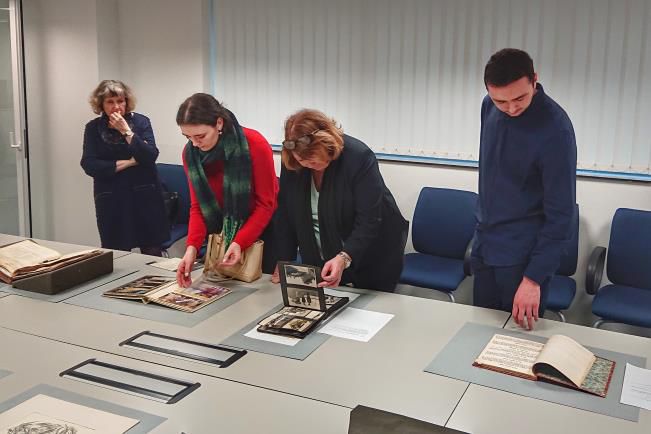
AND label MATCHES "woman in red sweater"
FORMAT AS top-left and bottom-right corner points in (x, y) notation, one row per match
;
(175, 93), (278, 286)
